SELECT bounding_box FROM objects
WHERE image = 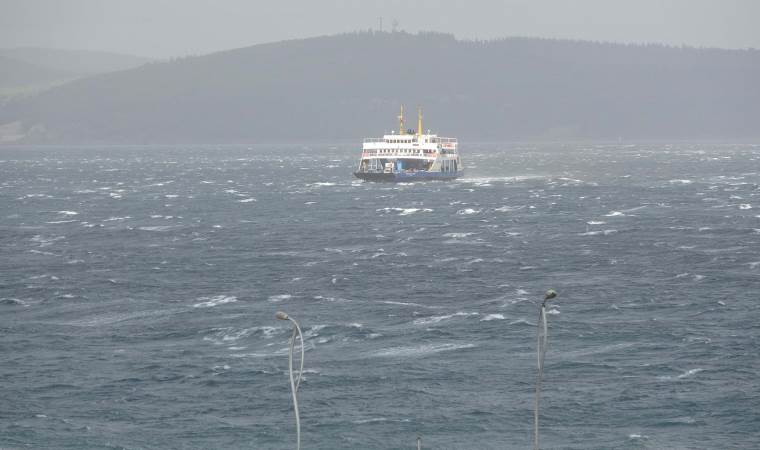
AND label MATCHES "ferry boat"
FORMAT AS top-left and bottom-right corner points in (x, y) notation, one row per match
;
(353, 106), (463, 181)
